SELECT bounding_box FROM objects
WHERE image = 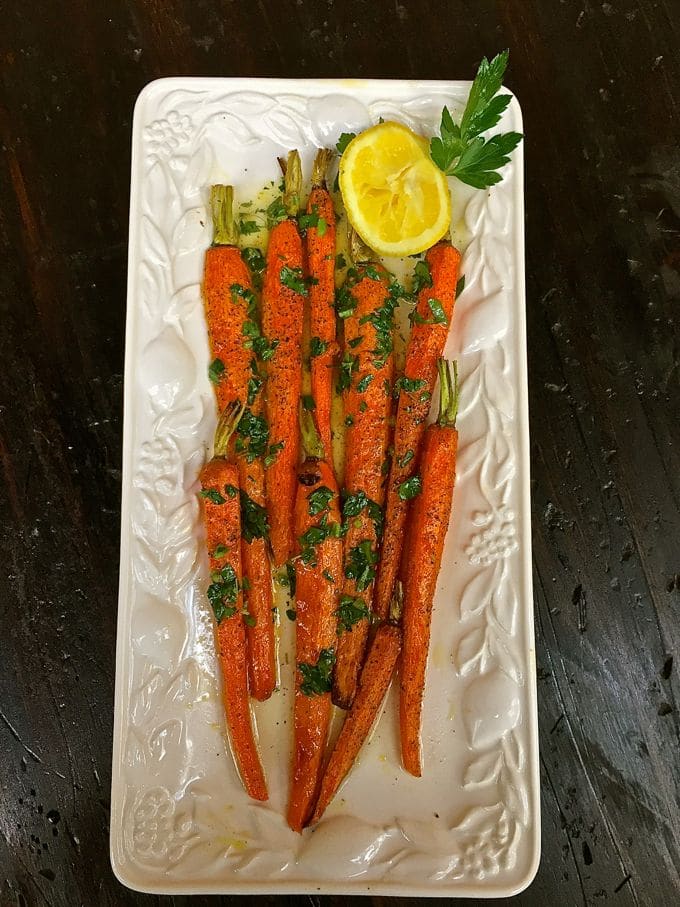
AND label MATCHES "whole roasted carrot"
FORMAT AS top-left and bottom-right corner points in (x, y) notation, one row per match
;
(333, 234), (395, 709)
(203, 186), (276, 702)
(305, 148), (337, 458)
(198, 402), (268, 801)
(374, 242), (460, 621)
(310, 589), (403, 825)
(400, 359), (459, 777)
(262, 151), (306, 566)
(287, 410), (343, 832)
